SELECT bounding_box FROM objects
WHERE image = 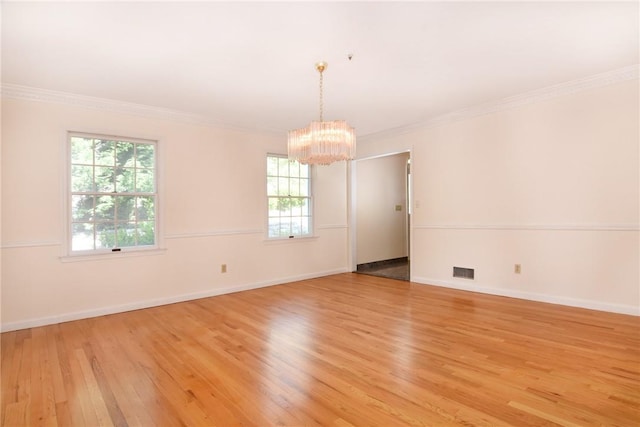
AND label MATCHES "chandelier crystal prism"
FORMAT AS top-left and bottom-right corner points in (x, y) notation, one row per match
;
(288, 62), (356, 165)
